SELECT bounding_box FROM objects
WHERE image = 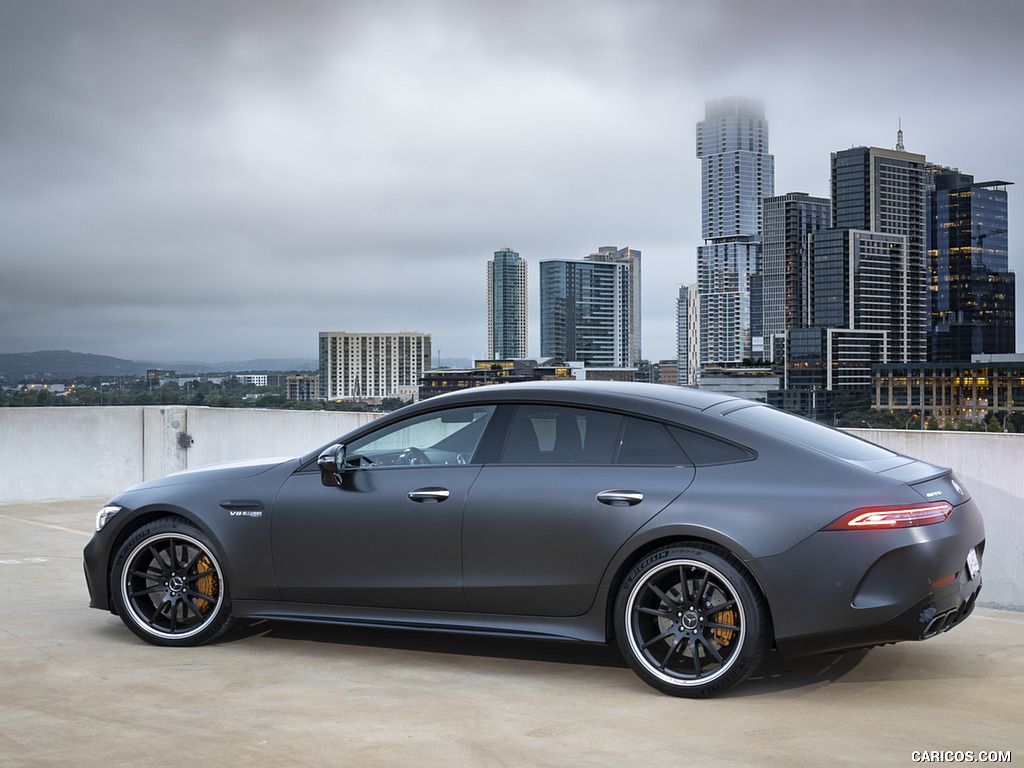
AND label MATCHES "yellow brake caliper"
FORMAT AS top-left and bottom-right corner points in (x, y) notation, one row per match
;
(193, 556), (217, 613)
(712, 607), (736, 645)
